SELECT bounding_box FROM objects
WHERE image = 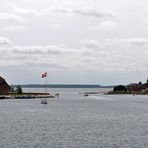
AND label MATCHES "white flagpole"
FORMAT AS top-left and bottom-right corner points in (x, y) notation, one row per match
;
(41, 72), (48, 94)
(44, 75), (48, 93)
